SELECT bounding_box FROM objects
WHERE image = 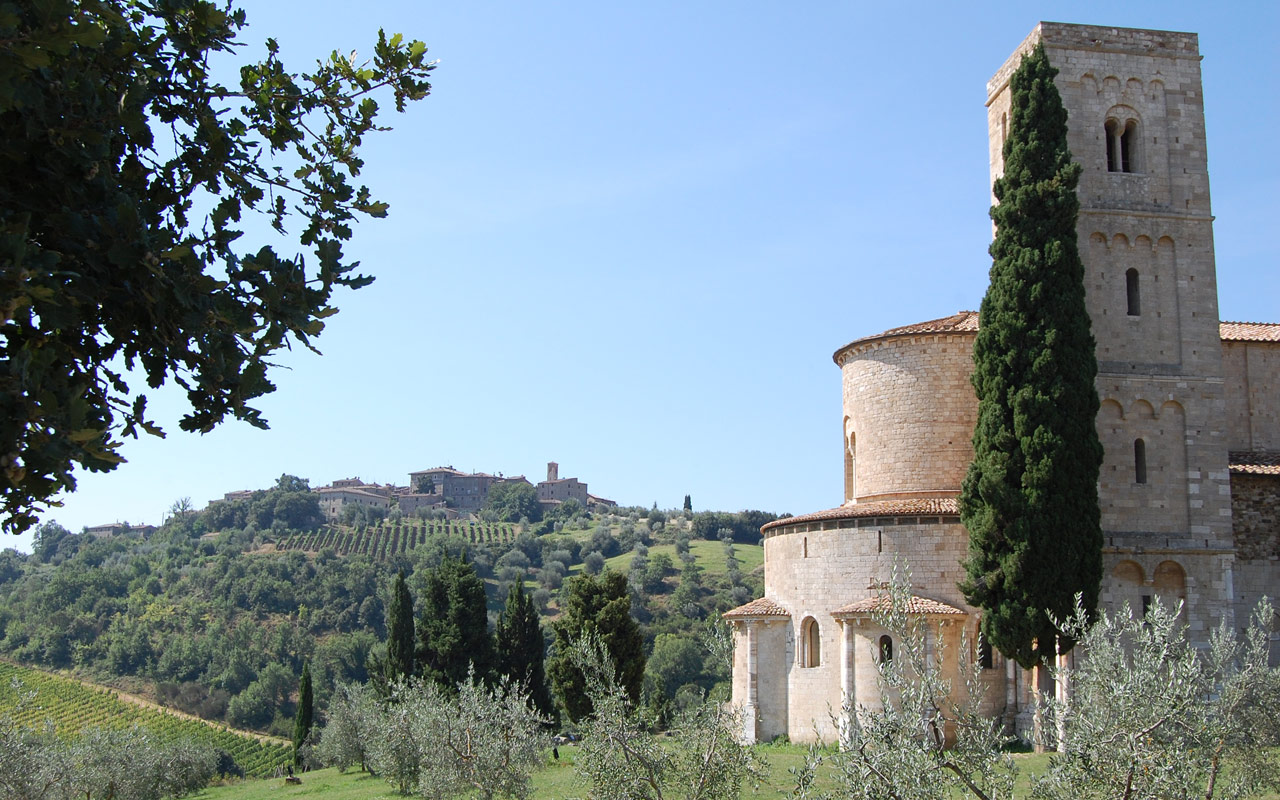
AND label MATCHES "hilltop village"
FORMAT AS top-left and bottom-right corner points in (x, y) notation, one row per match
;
(225, 461), (615, 523)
